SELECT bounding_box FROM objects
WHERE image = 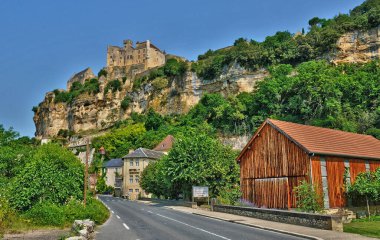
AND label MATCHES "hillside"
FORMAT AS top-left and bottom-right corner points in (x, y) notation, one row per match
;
(33, 0), (380, 140)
